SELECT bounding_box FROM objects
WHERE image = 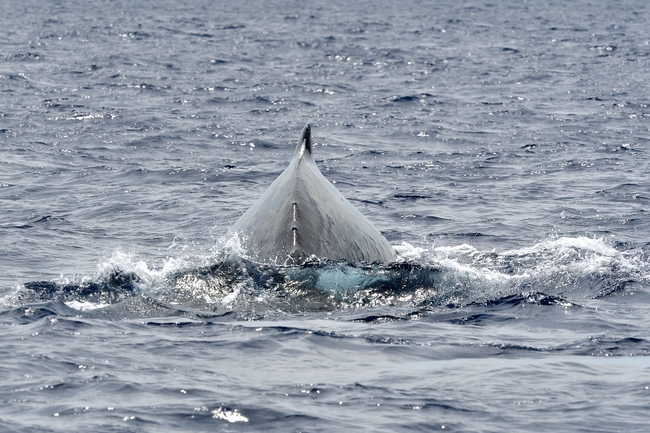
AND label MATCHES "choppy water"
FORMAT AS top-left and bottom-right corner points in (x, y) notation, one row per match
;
(1, 0), (650, 431)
